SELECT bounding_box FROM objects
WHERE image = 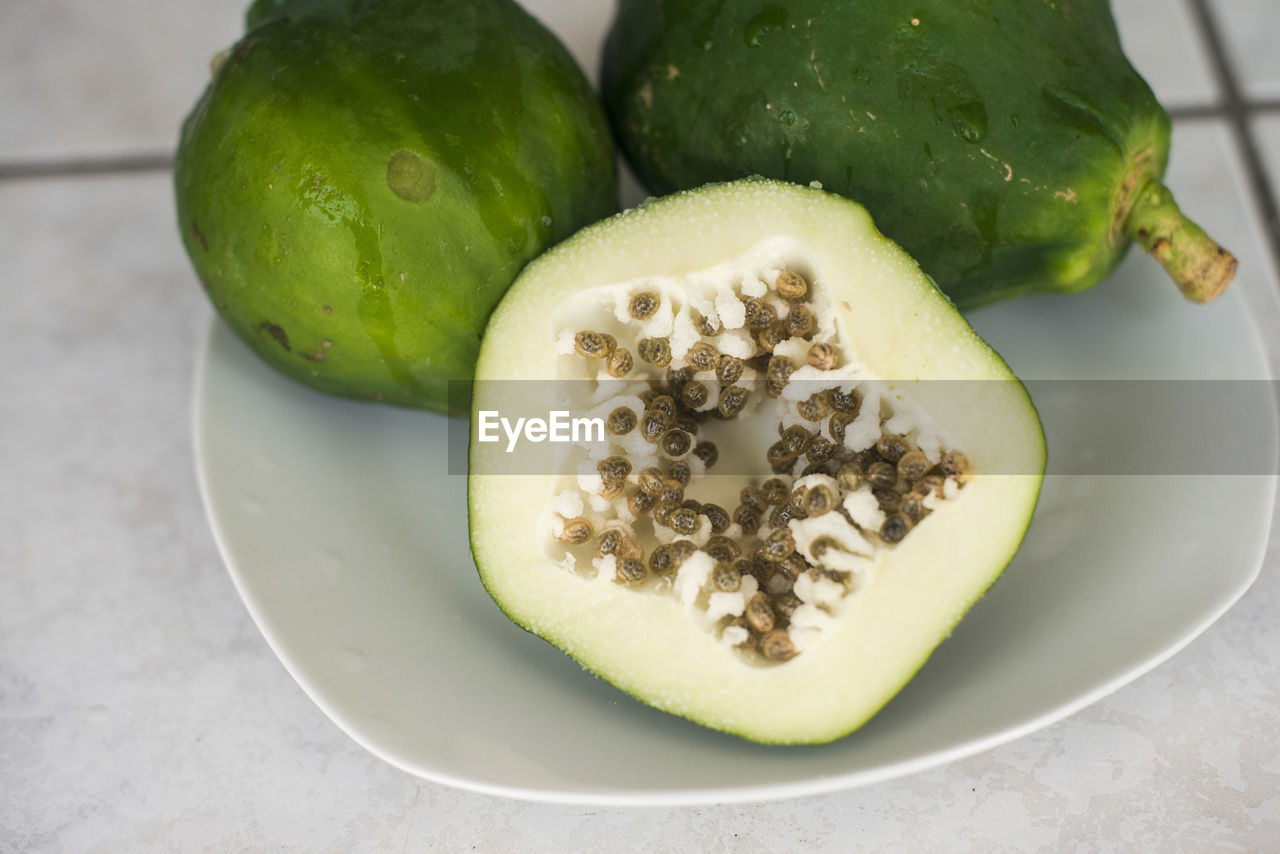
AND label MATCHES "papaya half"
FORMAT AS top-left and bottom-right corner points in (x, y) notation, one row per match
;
(600, 0), (1235, 309)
